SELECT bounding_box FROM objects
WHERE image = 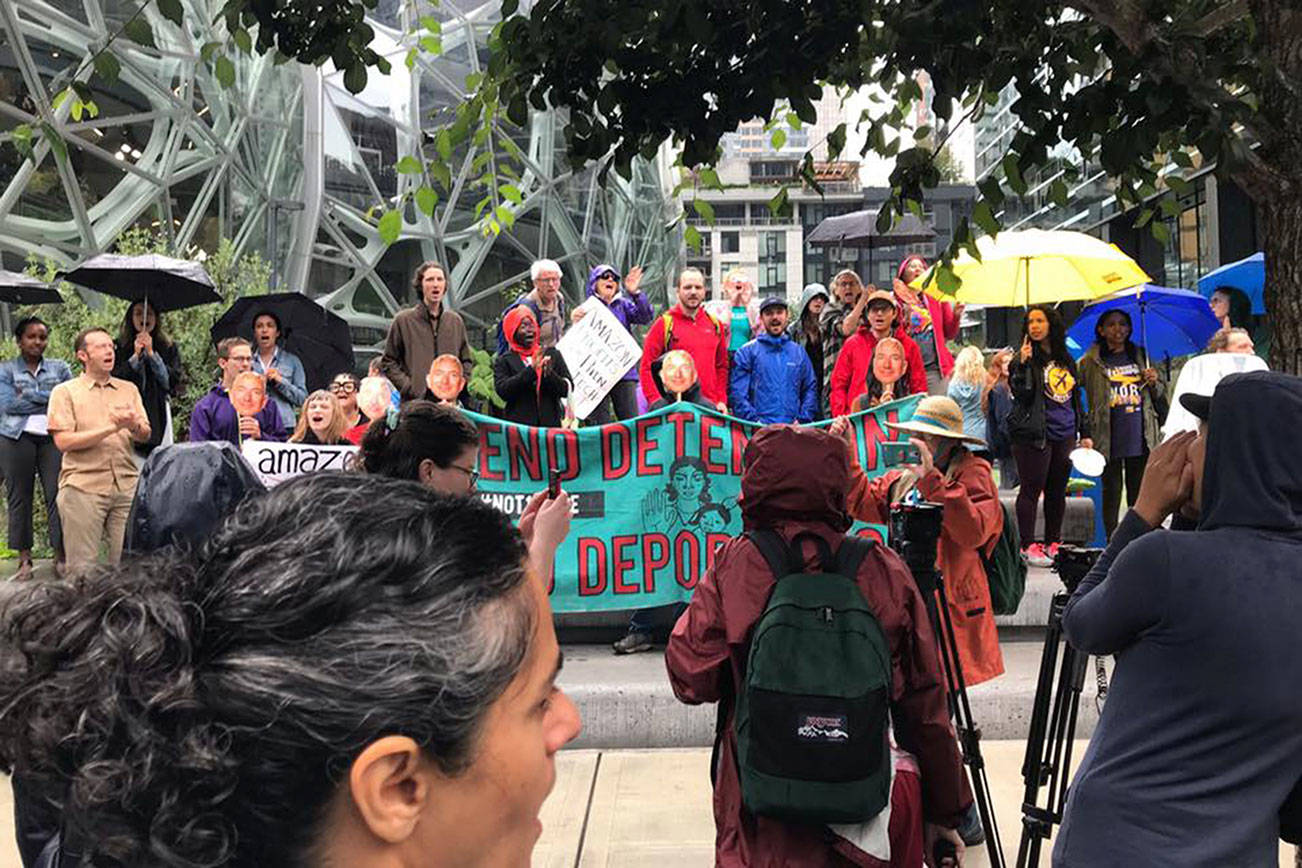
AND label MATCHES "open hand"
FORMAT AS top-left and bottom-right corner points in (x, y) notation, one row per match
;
(624, 265), (644, 294)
